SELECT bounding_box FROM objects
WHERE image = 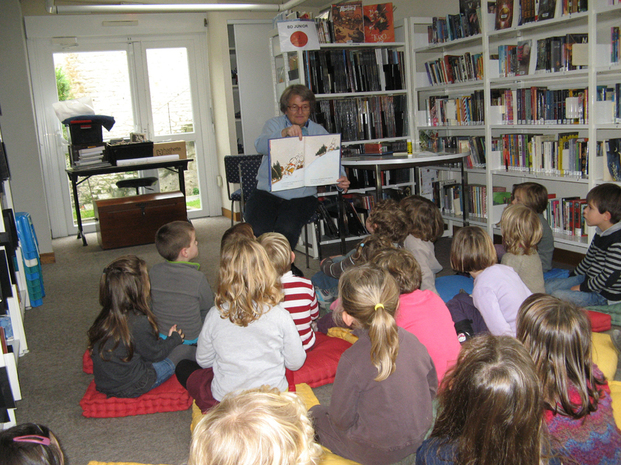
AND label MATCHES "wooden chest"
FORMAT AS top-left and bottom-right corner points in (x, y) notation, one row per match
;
(94, 191), (187, 250)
